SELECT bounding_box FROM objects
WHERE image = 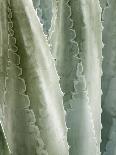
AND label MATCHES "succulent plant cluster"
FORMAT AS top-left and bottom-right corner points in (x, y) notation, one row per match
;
(0, 0), (115, 155)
